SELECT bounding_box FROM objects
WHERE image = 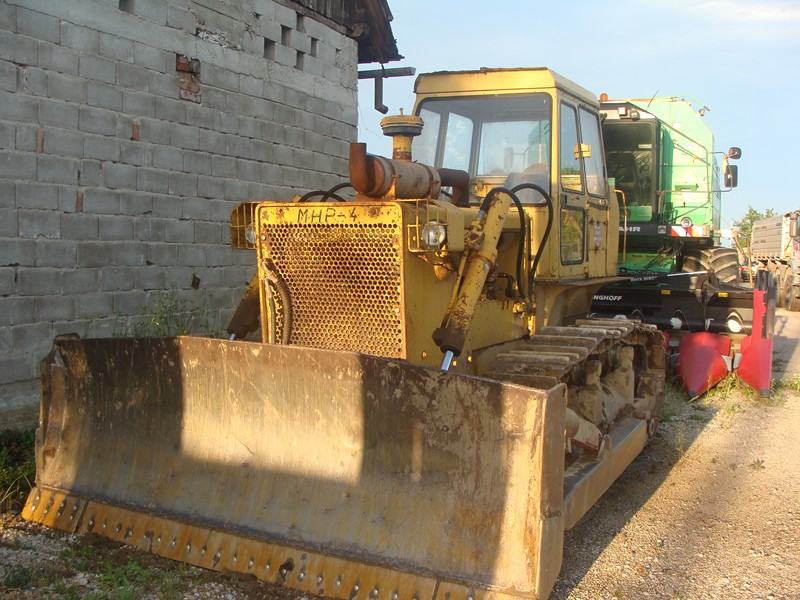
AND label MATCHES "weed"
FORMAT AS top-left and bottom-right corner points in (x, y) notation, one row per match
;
(674, 422), (687, 457)
(0, 429), (36, 513)
(749, 458), (766, 470)
(1, 564), (32, 590)
(117, 291), (208, 338)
